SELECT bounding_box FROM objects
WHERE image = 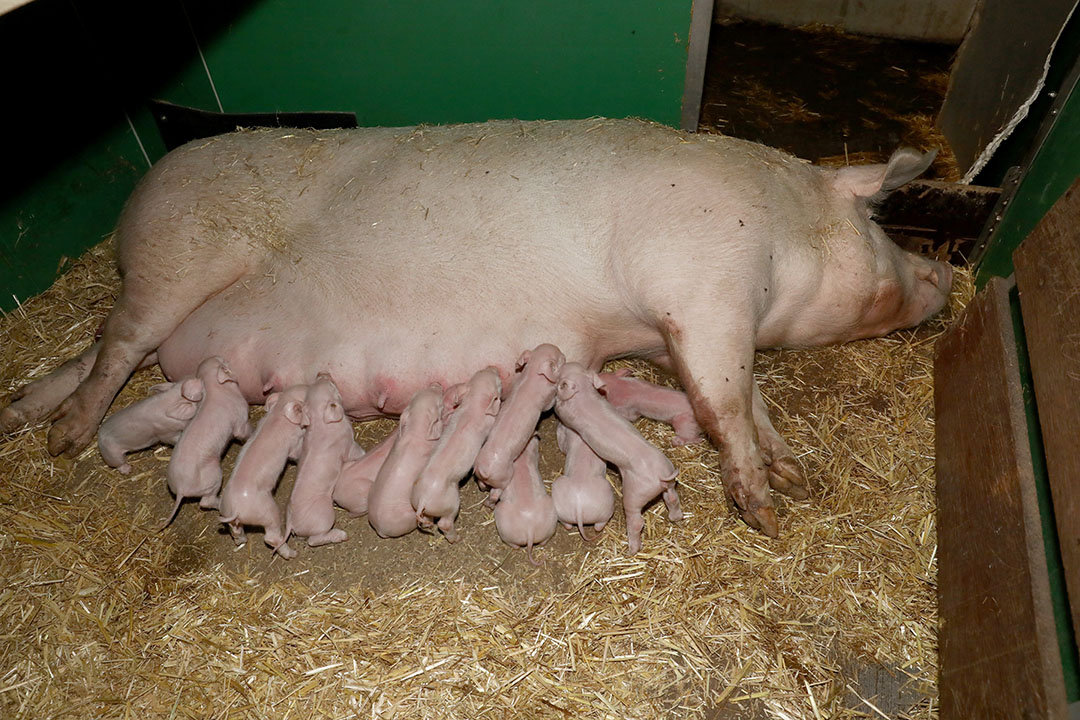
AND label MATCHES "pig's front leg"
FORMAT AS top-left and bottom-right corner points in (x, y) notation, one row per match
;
(662, 317), (778, 536)
(752, 380), (808, 500)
